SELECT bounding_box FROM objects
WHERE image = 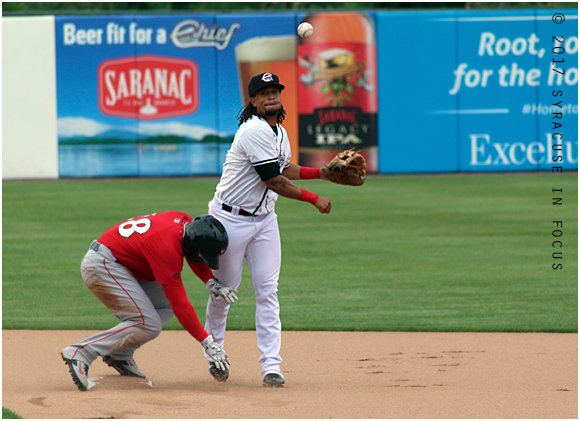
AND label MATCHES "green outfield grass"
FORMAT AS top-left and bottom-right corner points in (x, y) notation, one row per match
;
(3, 173), (577, 332)
(2, 407), (22, 419)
